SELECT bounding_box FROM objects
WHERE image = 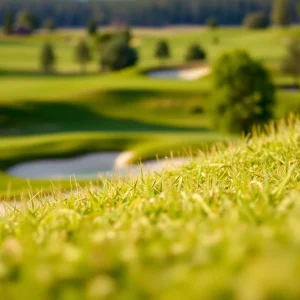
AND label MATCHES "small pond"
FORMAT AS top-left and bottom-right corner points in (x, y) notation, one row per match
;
(6, 152), (189, 180)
